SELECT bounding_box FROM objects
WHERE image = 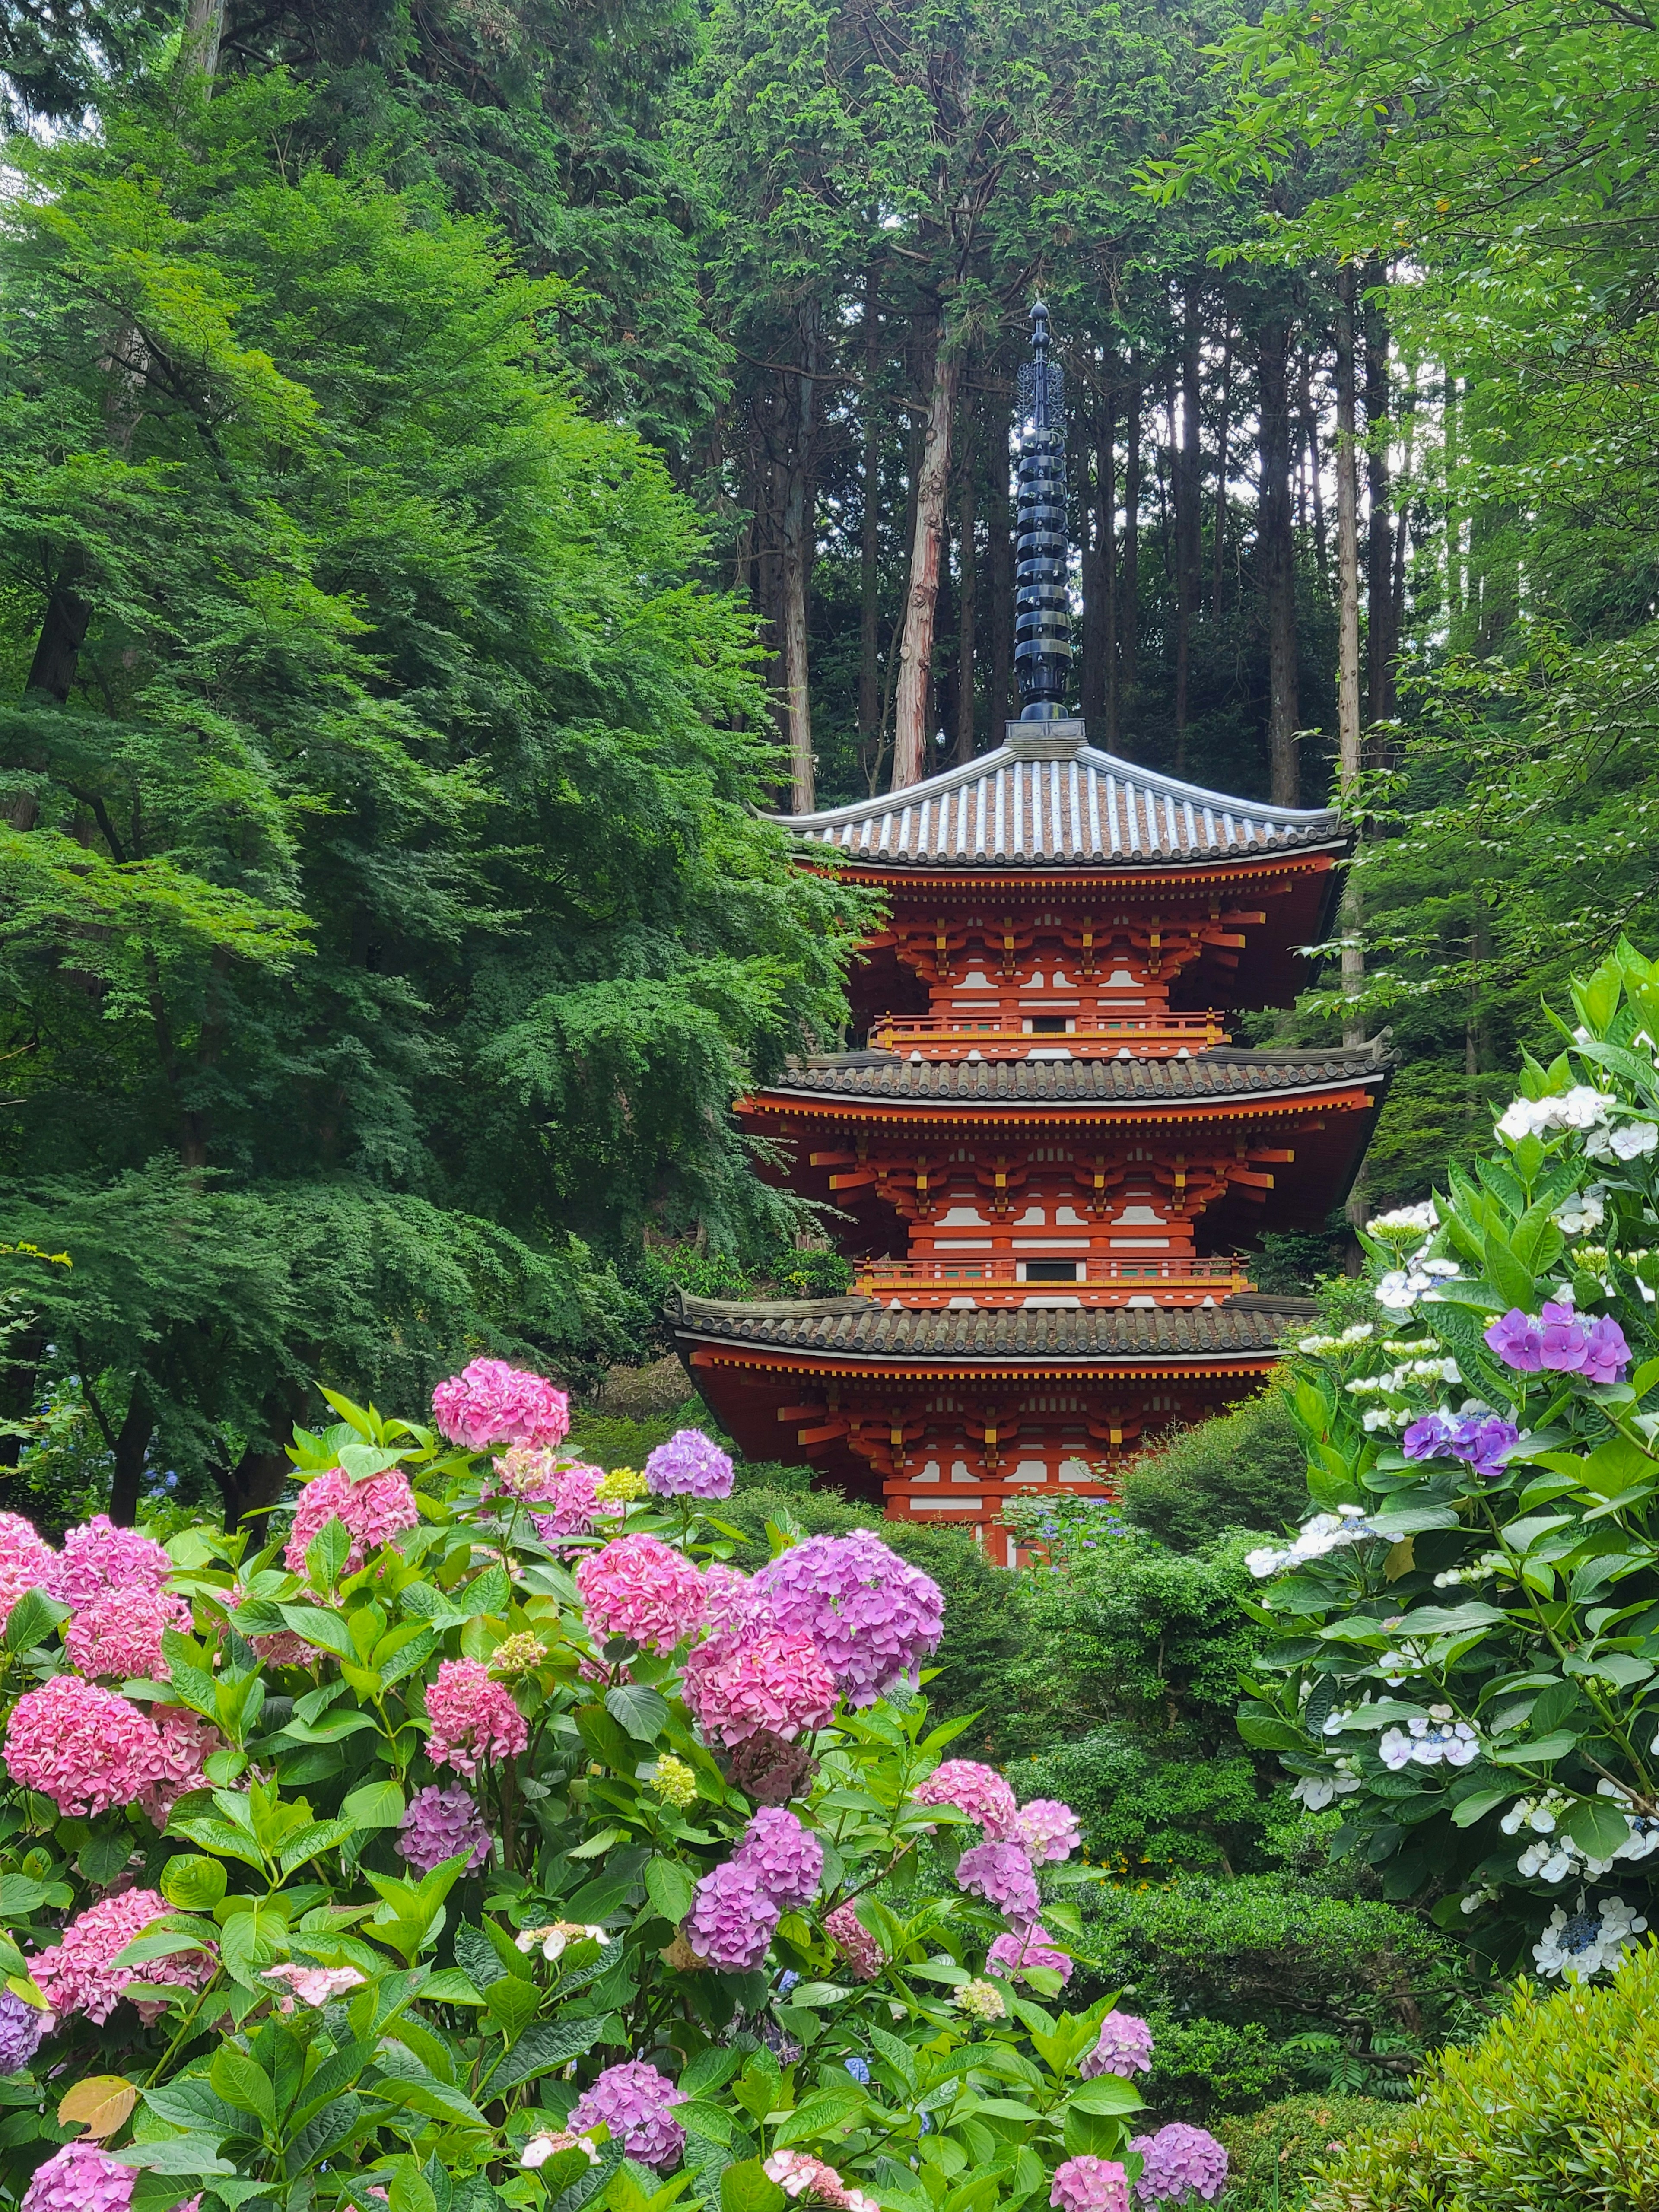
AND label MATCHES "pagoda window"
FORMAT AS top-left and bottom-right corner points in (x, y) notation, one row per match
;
(1029, 1014), (1071, 1034)
(1025, 1260), (1080, 1283)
